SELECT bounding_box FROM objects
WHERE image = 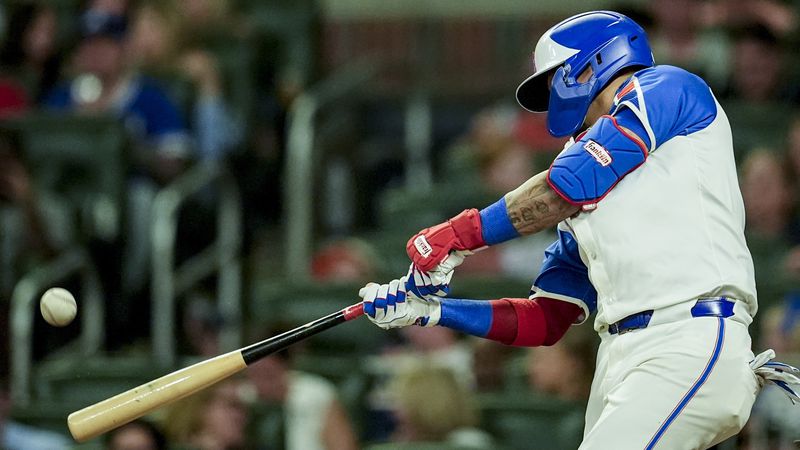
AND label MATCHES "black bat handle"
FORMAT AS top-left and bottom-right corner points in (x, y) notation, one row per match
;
(241, 303), (364, 365)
